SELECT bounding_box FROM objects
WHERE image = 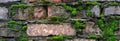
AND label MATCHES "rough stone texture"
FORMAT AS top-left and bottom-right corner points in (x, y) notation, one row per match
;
(13, 8), (28, 20)
(85, 22), (101, 35)
(48, 6), (68, 18)
(33, 7), (46, 19)
(91, 5), (100, 17)
(27, 23), (76, 36)
(13, 7), (46, 20)
(0, 7), (8, 20)
(0, 0), (20, 3)
(104, 6), (120, 16)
